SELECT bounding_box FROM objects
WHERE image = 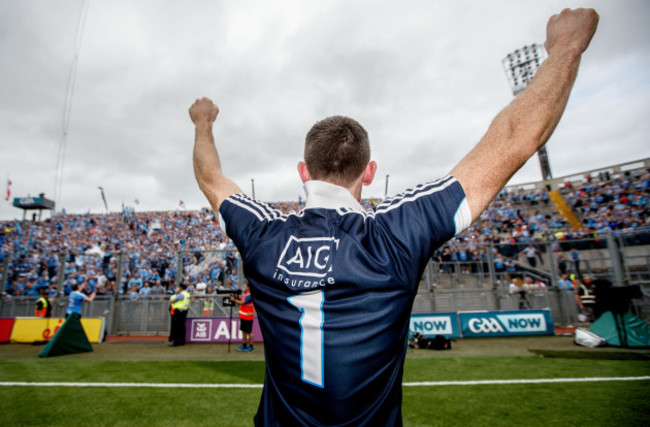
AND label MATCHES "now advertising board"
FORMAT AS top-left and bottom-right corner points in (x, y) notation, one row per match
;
(459, 310), (554, 338)
(187, 317), (263, 343)
(409, 312), (461, 338)
(184, 310), (553, 343)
